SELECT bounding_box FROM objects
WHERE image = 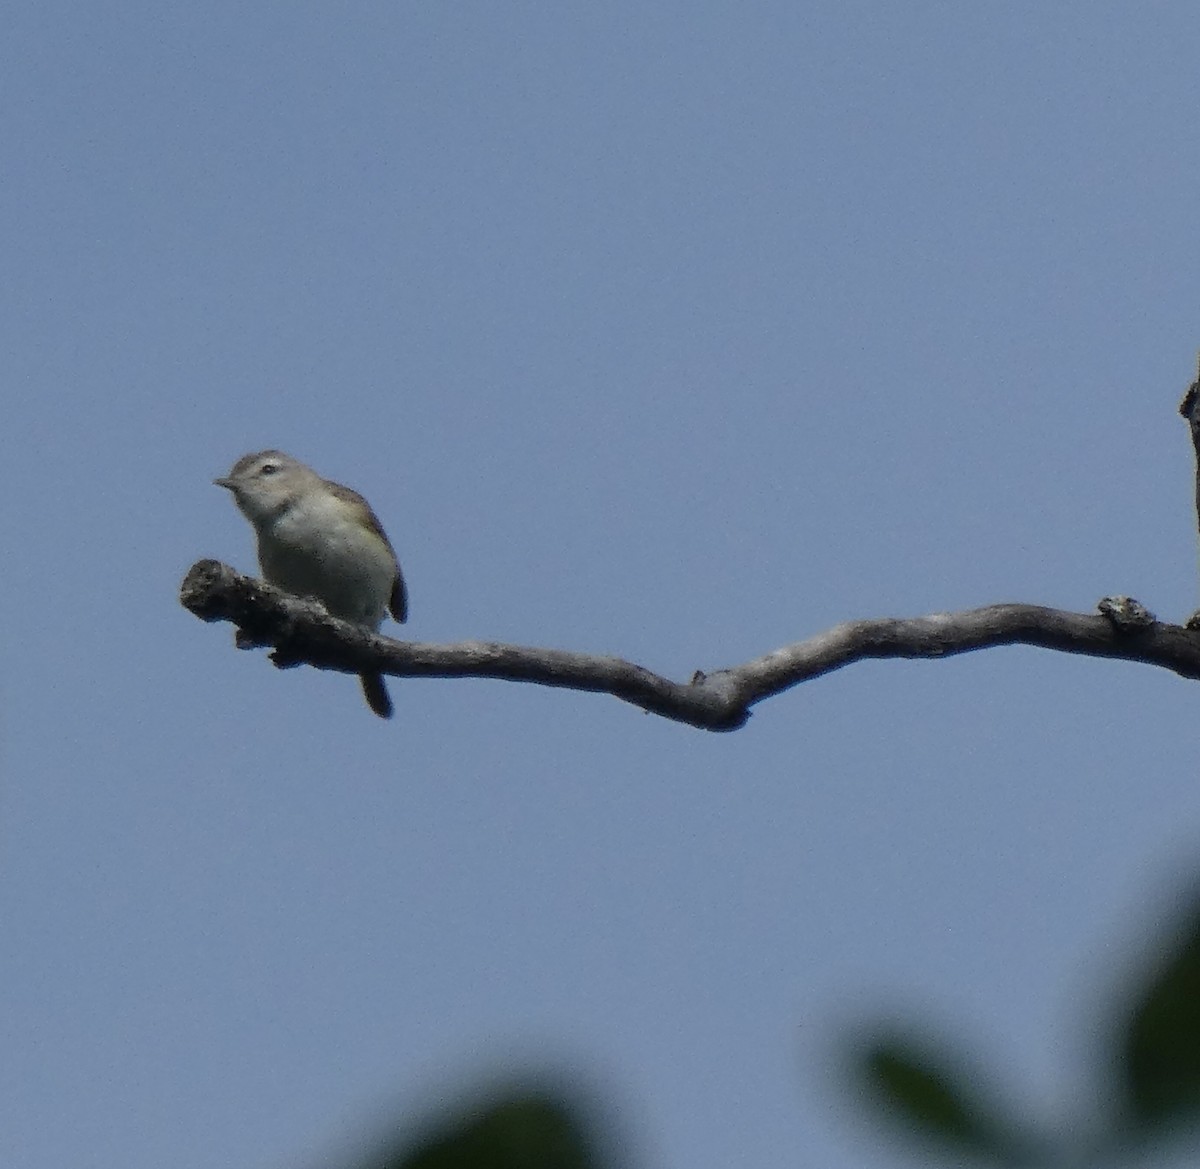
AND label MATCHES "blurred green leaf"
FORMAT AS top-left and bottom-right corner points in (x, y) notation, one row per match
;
(359, 1086), (605, 1169)
(1118, 884), (1200, 1132)
(855, 1033), (1028, 1164)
